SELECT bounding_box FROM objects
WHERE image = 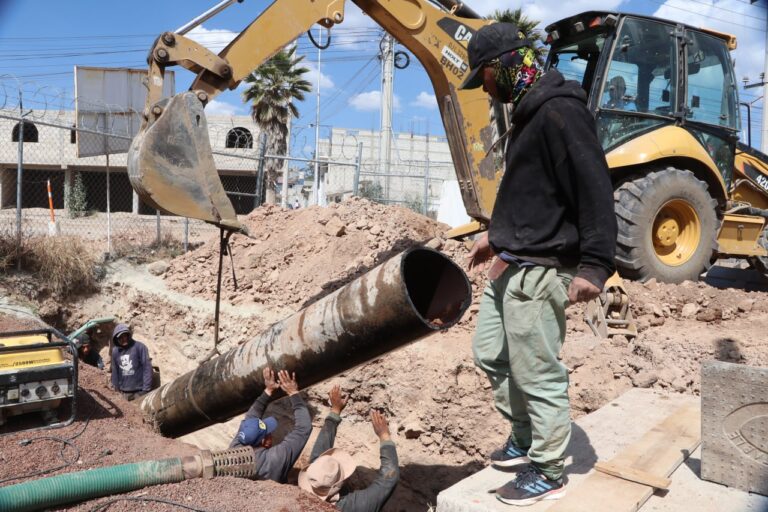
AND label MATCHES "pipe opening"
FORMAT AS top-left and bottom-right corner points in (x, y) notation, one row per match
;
(402, 248), (471, 329)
